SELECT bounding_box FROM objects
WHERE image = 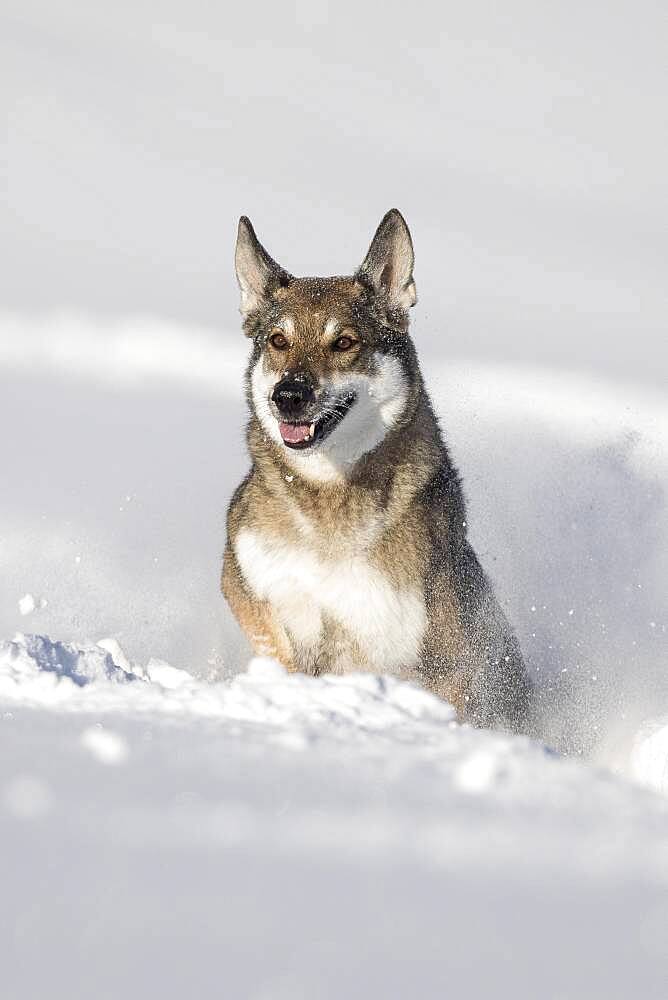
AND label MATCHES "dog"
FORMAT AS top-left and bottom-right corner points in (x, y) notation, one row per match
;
(222, 209), (532, 731)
